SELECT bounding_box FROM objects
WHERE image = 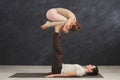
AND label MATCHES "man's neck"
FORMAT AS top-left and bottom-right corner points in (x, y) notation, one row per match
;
(83, 67), (88, 74)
